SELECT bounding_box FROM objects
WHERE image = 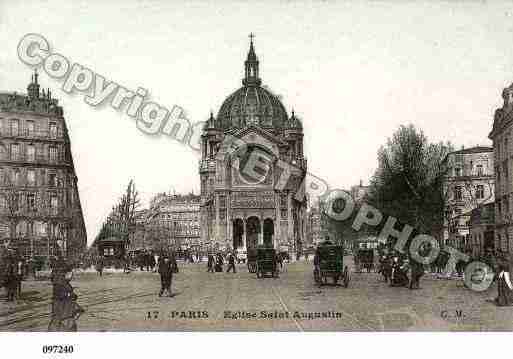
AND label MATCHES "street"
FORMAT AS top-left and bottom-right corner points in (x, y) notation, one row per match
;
(1, 257), (512, 331)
